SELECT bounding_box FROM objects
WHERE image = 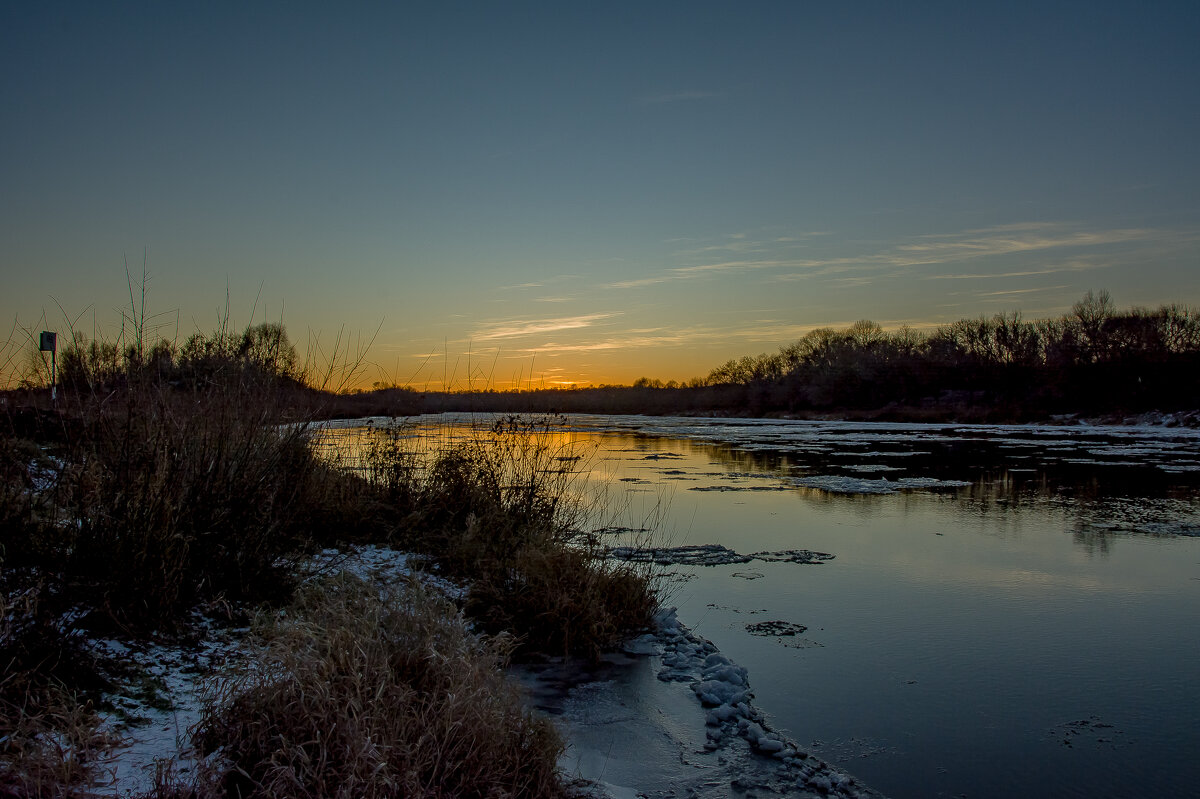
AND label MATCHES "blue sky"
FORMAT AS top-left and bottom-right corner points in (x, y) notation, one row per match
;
(3, 1), (1198, 388)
